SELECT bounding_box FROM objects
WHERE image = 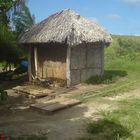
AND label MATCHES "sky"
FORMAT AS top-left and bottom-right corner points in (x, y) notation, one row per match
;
(28, 0), (140, 35)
